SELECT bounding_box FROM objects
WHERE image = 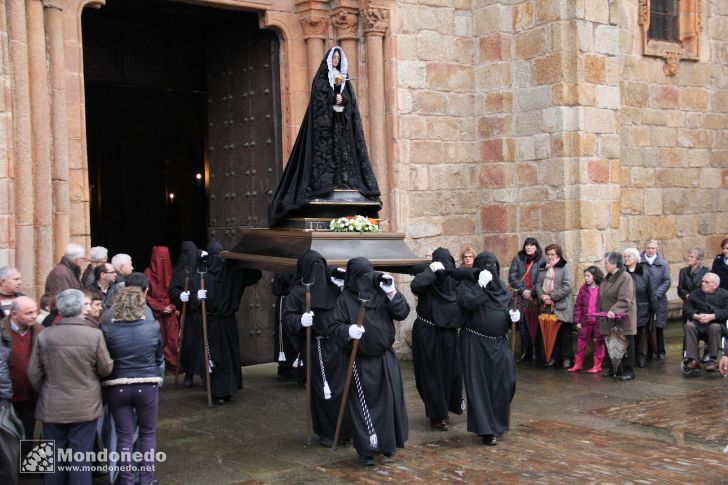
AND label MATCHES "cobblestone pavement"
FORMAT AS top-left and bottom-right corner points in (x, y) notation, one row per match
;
(147, 323), (727, 484)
